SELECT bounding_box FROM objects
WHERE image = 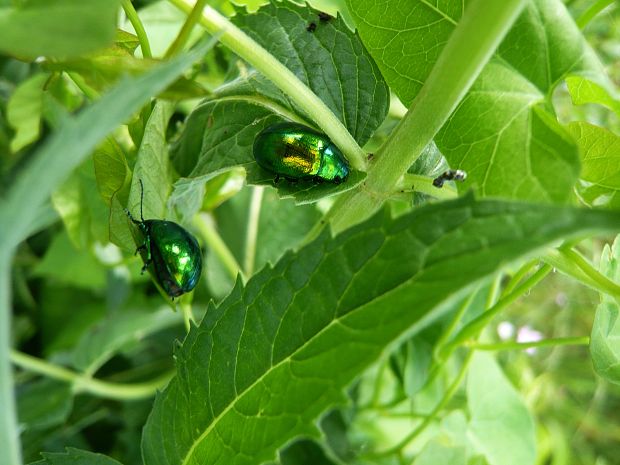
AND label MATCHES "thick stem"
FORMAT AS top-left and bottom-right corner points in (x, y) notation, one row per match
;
(10, 350), (172, 401)
(0, 251), (21, 465)
(122, 0), (153, 58)
(328, 0), (527, 233)
(167, 0), (367, 171)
